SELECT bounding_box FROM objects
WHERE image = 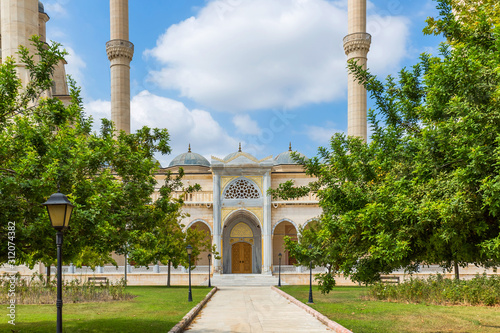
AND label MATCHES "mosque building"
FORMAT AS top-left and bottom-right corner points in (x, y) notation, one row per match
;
(160, 143), (319, 276)
(1, 0), (371, 284)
